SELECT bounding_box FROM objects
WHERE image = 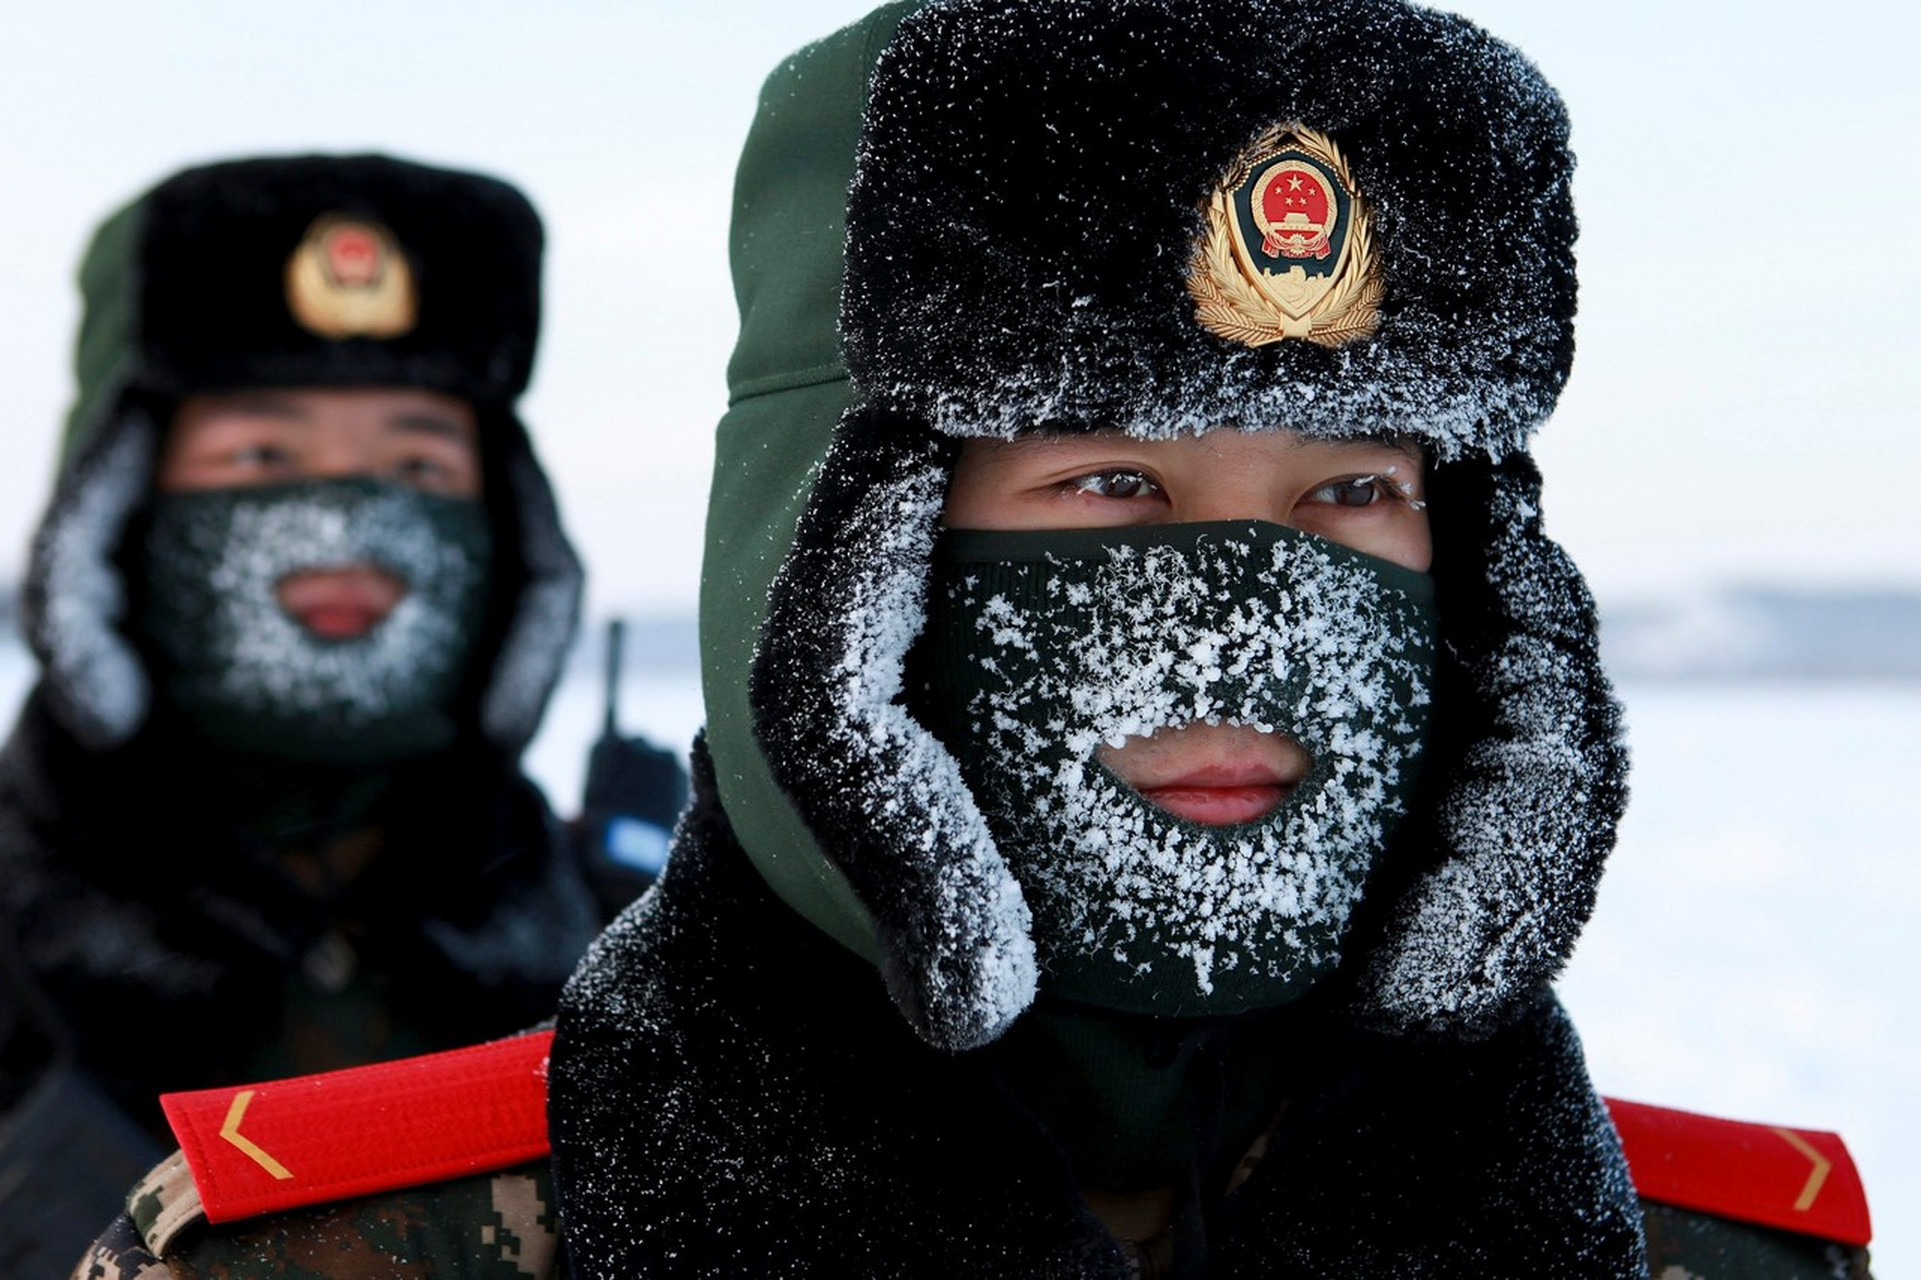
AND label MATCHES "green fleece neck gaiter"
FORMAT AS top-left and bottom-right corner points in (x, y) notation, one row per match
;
(135, 478), (491, 768)
(990, 997), (1307, 1191)
(920, 520), (1436, 1018)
